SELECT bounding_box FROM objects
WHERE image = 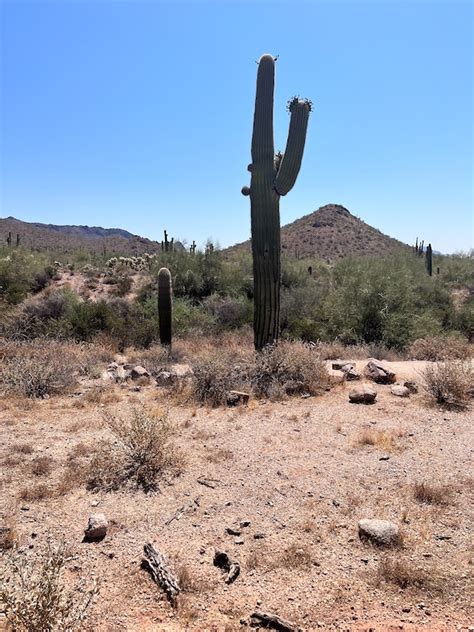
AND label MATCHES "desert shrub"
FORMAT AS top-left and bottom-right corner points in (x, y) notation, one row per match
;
(88, 407), (181, 492)
(422, 361), (472, 410)
(409, 335), (472, 360)
(0, 341), (78, 398)
(0, 542), (98, 631)
(191, 348), (254, 407)
(112, 274), (133, 297)
(251, 341), (329, 399)
(203, 294), (252, 329)
(0, 251), (55, 304)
